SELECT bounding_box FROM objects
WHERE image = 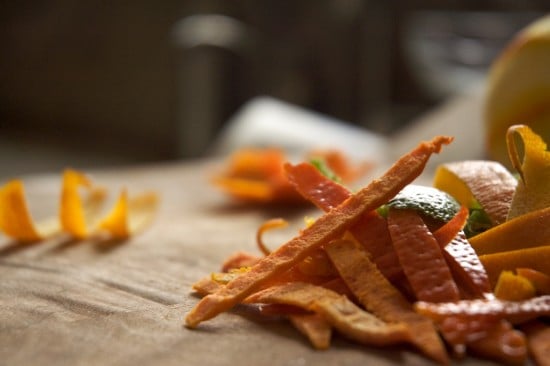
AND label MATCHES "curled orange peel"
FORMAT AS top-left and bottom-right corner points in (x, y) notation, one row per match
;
(0, 169), (158, 242)
(99, 189), (159, 239)
(60, 169), (96, 239)
(506, 124), (550, 219)
(0, 180), (43, 242)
